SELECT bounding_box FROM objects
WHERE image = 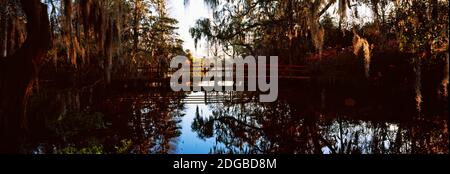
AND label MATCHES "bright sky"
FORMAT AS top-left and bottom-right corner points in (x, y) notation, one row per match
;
(167, 0), (213, 58)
